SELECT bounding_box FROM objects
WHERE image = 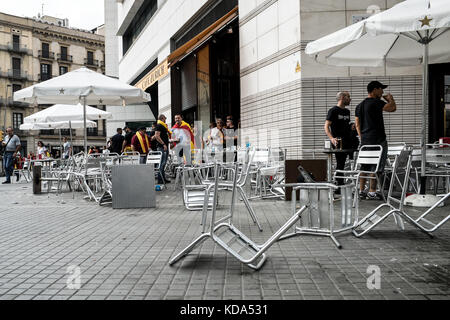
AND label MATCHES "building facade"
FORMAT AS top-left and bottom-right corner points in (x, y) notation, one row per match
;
(105, 0), (450, 159)
(0, 12), (106, 156)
